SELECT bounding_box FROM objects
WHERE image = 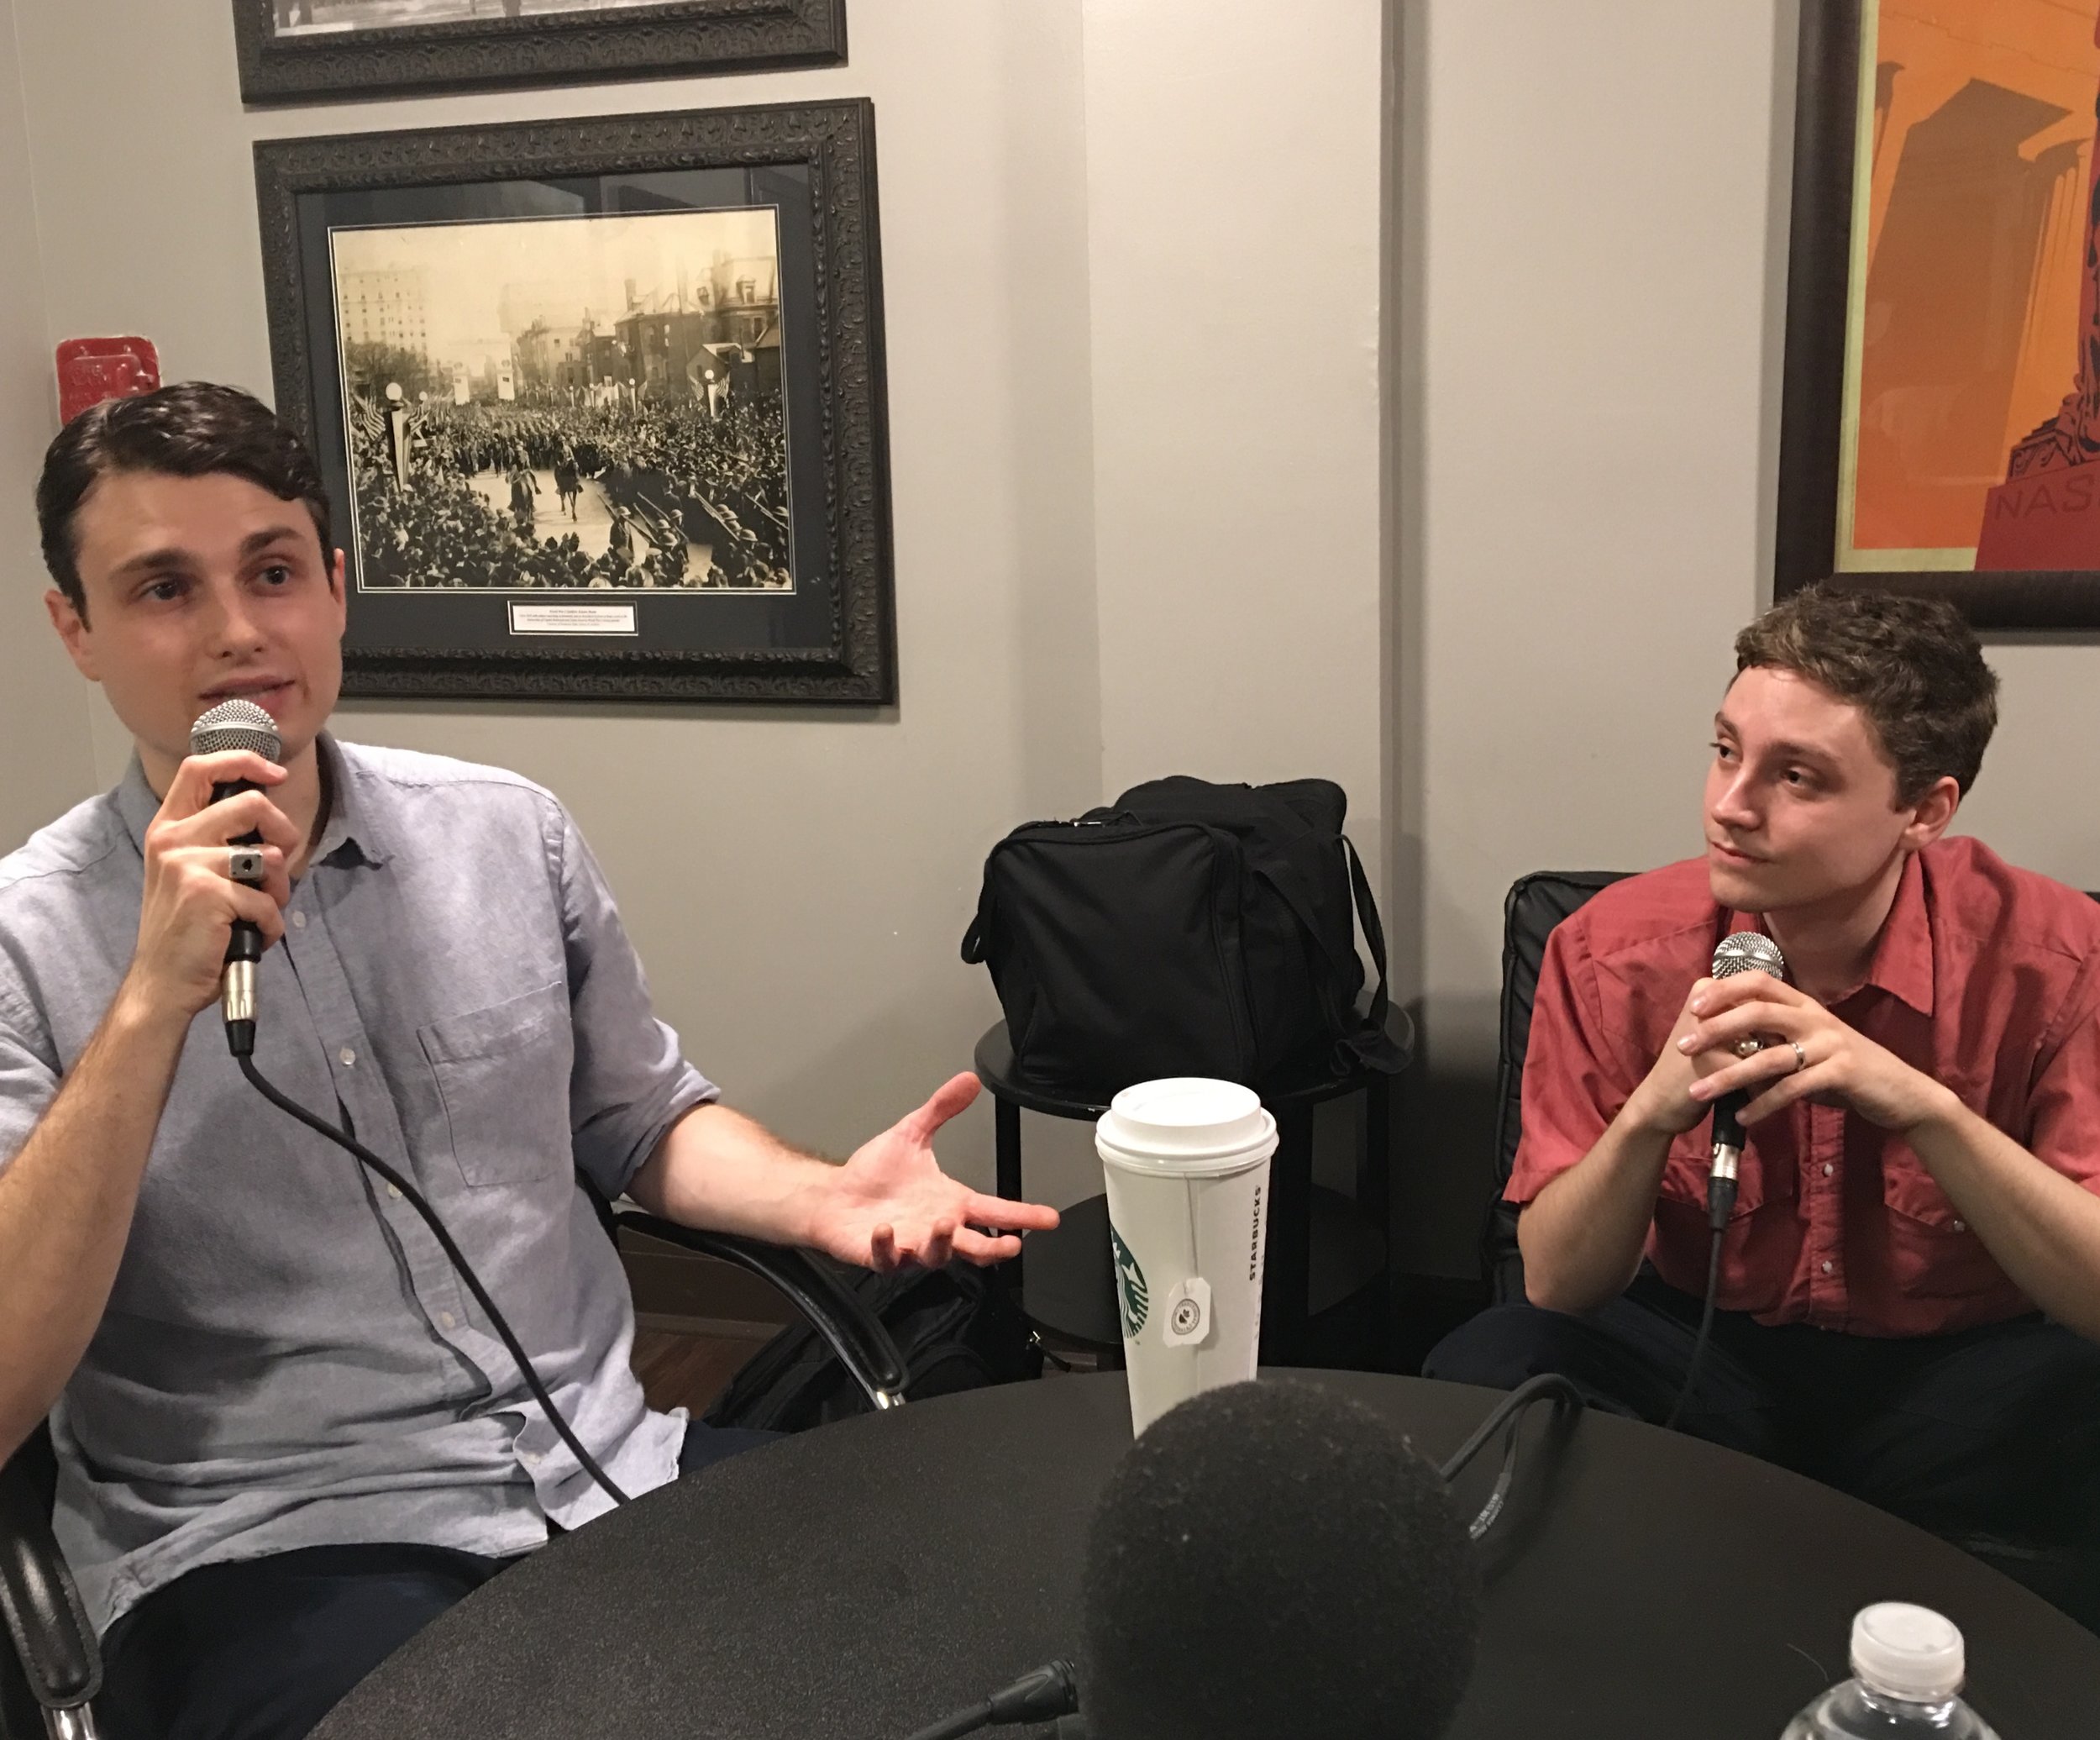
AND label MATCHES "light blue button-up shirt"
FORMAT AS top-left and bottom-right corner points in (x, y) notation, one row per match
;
(0, 735), (716, 1630)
